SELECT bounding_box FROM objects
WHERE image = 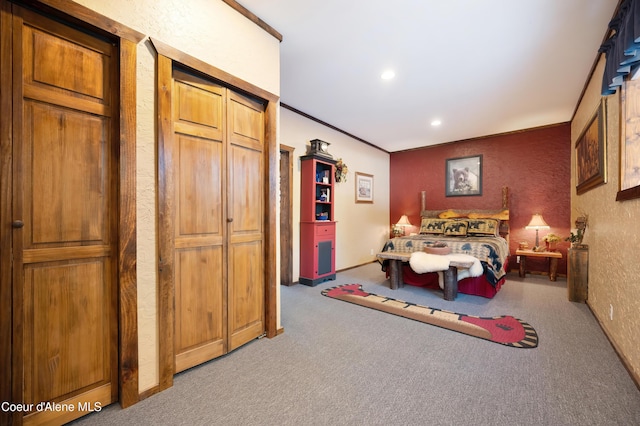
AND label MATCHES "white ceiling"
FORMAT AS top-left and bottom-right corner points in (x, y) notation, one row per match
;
(238, 0), (619, 152)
